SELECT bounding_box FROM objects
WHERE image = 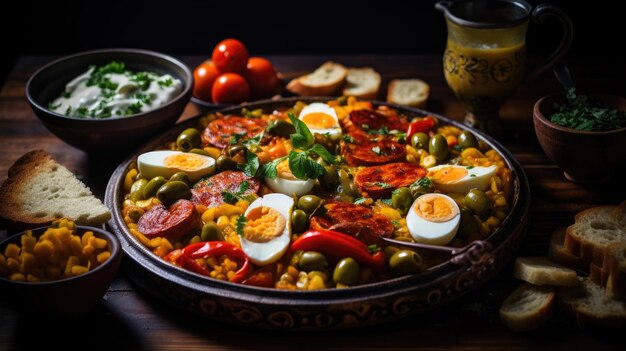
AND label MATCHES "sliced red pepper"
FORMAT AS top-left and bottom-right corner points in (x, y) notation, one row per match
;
(163, 248), (183, 264)
(244, 267), (275, 288)
(406, 117), (436, 142)
(290, 229), (386, 272)
(180, 241), (251, 283)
